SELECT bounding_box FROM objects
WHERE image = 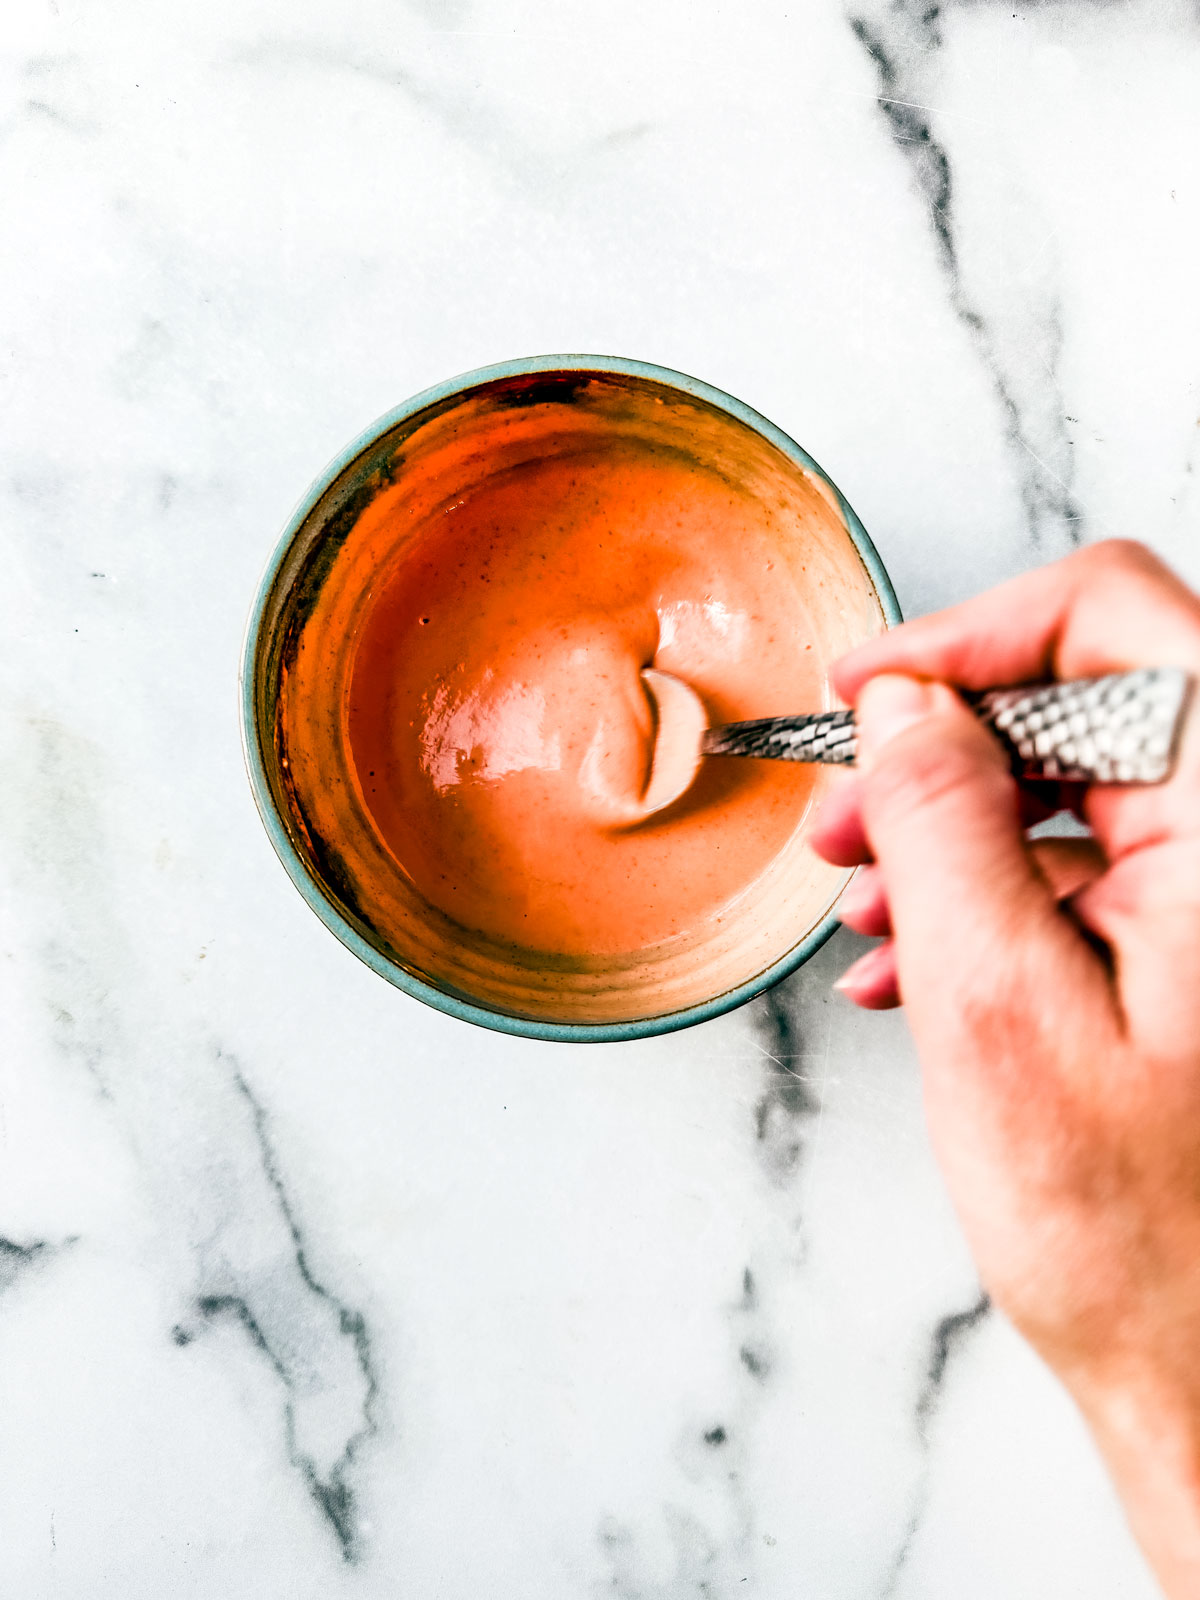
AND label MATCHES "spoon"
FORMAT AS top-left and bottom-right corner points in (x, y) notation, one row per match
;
(639, 666), (1192, 817)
